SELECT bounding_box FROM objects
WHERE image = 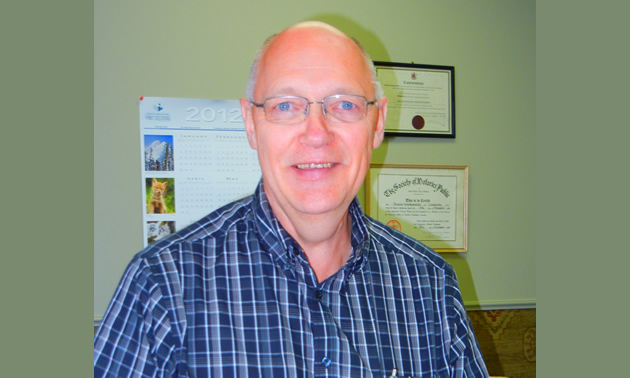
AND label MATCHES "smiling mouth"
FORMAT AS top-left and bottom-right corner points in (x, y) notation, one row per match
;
(296, 163), (334, 169)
